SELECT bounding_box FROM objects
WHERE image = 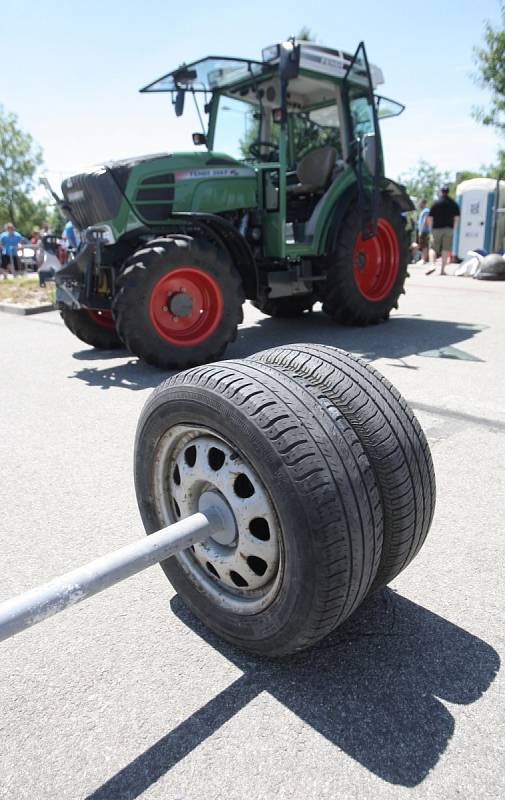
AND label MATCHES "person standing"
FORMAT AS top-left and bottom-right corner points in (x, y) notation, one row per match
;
(425, 187), (460, 275)
(0, 223), (27, 277)
(417, 198), (431, 264)
(63, 219), (78, 251)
